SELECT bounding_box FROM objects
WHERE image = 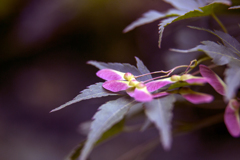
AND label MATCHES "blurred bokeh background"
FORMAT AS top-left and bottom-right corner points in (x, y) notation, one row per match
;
(0, 0), (240, 160)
